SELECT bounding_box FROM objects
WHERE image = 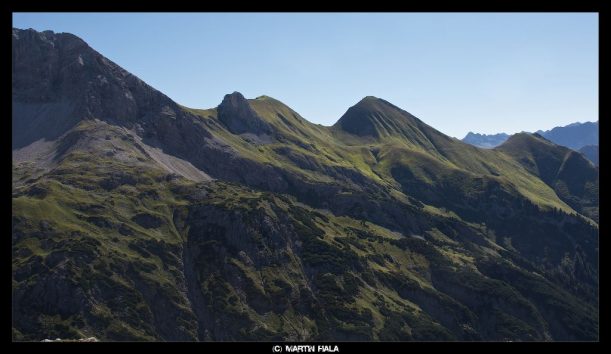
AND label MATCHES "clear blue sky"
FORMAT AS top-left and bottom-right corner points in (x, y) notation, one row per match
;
(13, 13), (598, 138)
